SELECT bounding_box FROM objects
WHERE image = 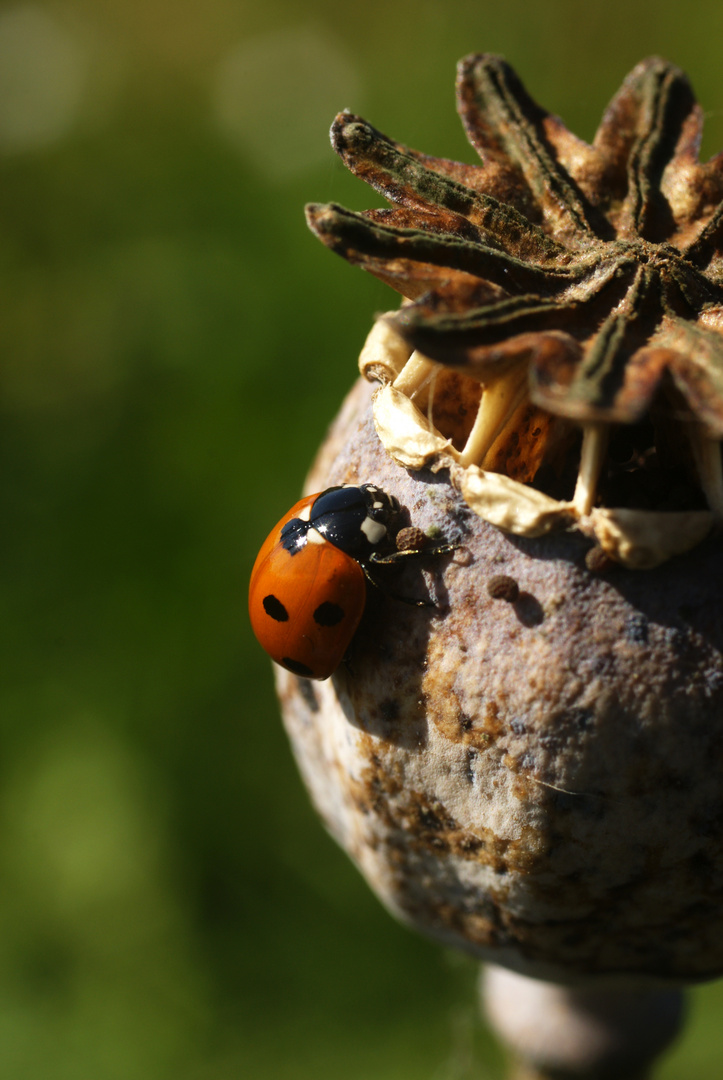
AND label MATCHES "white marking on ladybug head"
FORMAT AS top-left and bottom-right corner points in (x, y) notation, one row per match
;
(298, 504), (312, 522)
(307, 527), (326, 545)
(361, 517), (387, 545)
